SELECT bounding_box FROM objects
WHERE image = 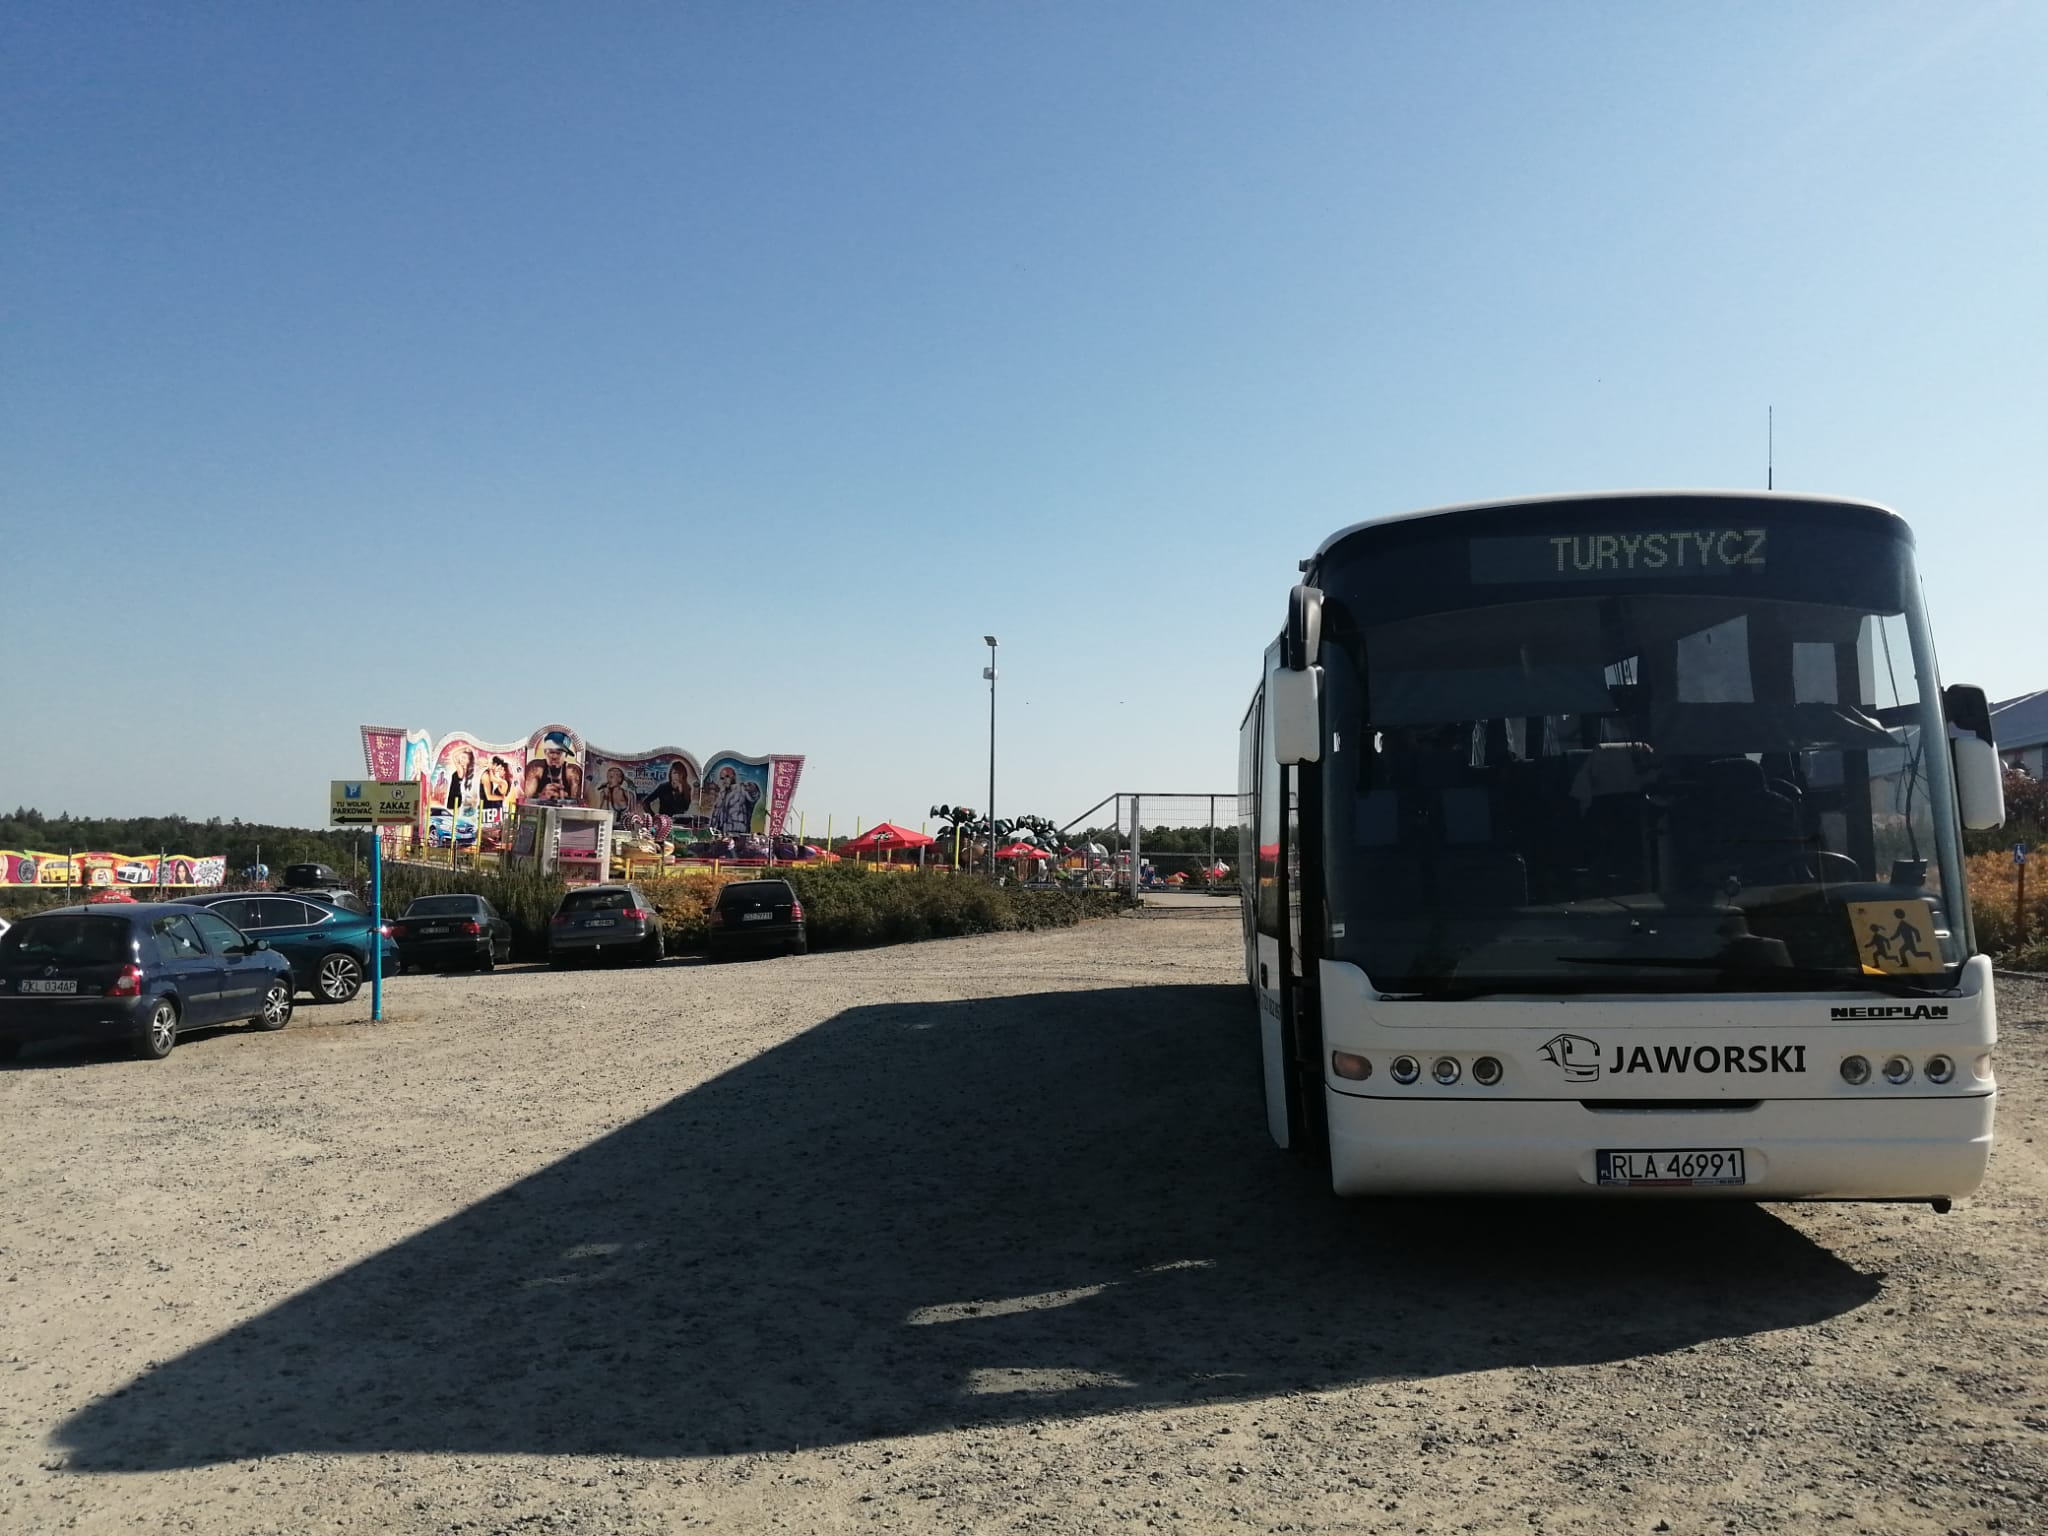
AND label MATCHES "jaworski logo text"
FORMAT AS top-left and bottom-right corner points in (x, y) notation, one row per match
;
(1540, 1037), (1808, 1082)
